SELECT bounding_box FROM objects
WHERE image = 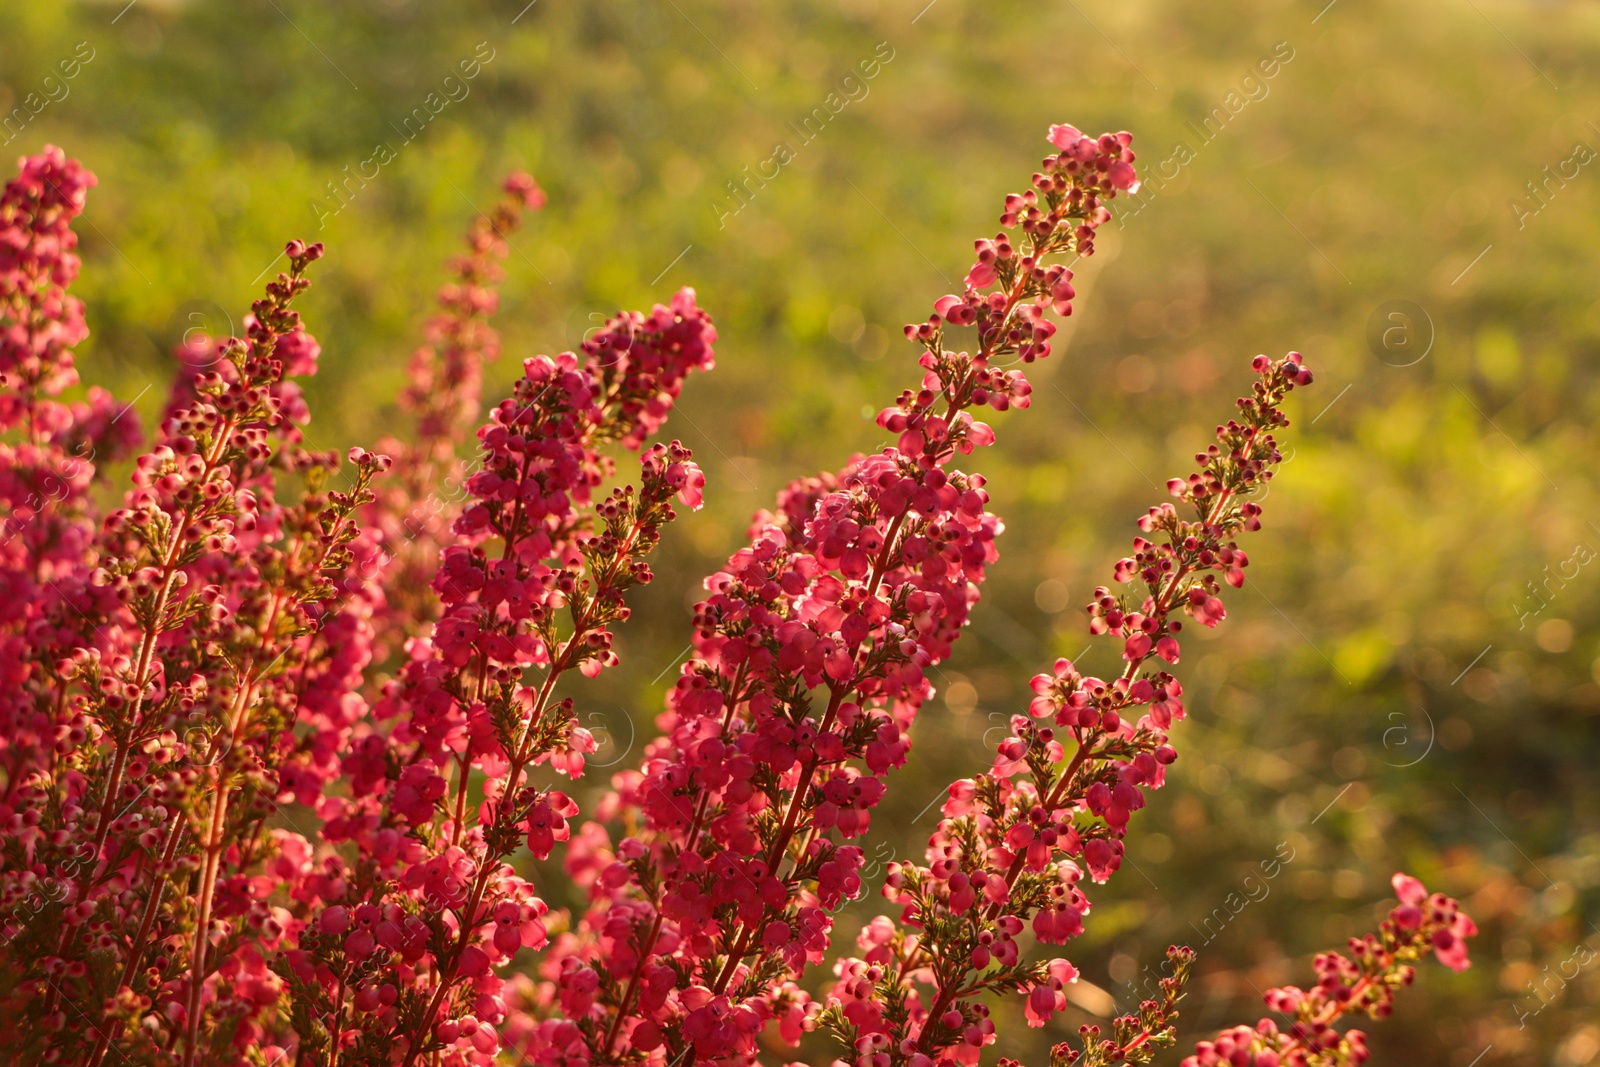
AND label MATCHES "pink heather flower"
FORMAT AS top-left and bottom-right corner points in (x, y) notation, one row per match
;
(1032, 902), (1084, 944)
(503, 169), (546, 209)
(1024, 959), (1080, 1026)
(667, 457), (705, 509)
(1435, 911), (1479, 972)
(1433, 928), (1469, 972)
(1024, 982), (1060, 1027)
(1047, 123), (1084, 150)
(942, 779), (979, 817)
(392, 760), (448, 824)
(1392, 870), (1428, 906)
